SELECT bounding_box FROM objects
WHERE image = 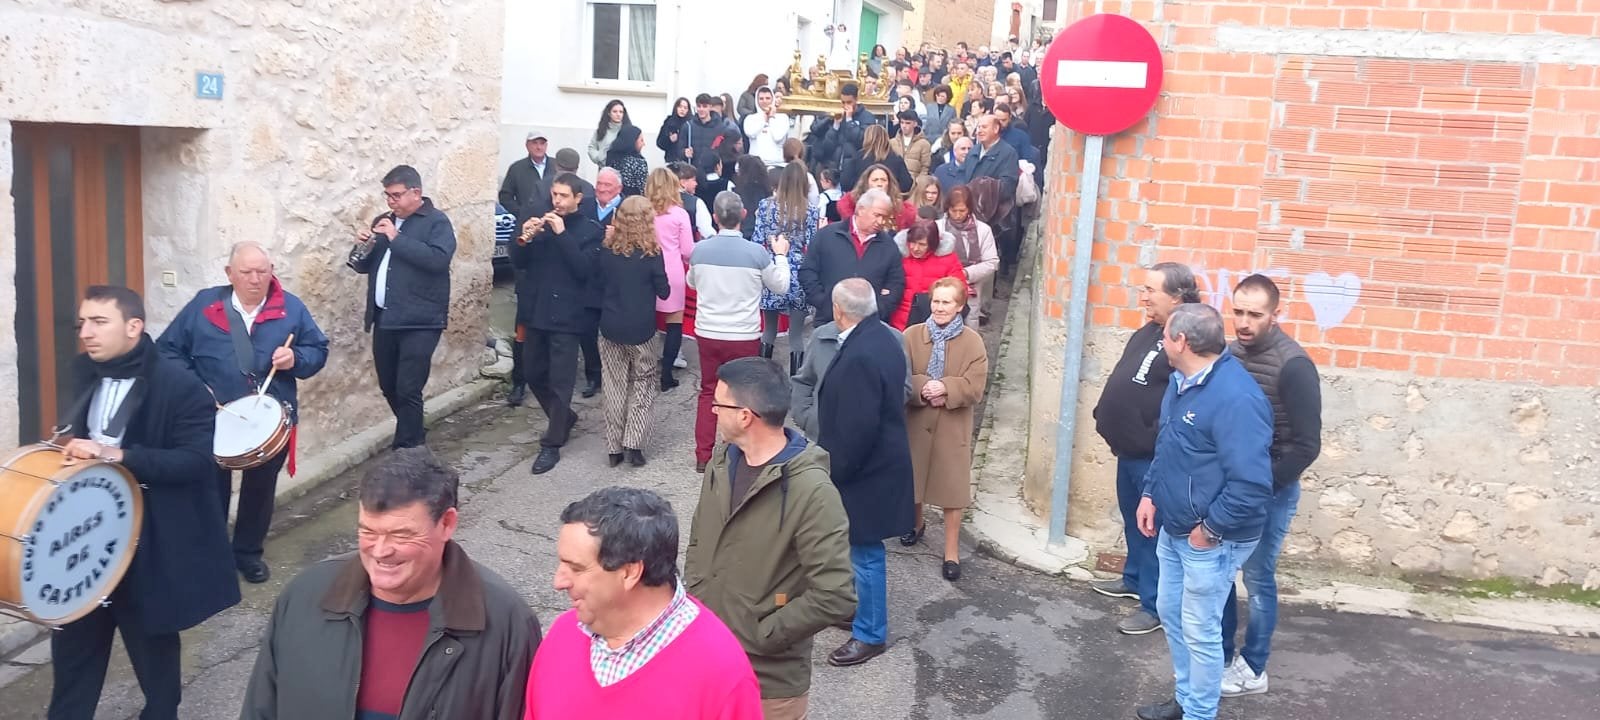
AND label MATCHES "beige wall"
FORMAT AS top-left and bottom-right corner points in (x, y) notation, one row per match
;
(1, 0), (504, 453)
(911, 0), (996, 51)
